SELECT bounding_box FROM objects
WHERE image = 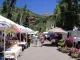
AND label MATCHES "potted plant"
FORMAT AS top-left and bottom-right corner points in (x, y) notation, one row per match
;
(61, 46), (69, 53)
(58, 41), (65, 47)
(68, 48), (78, 56)
(71, 52), (79, 58)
